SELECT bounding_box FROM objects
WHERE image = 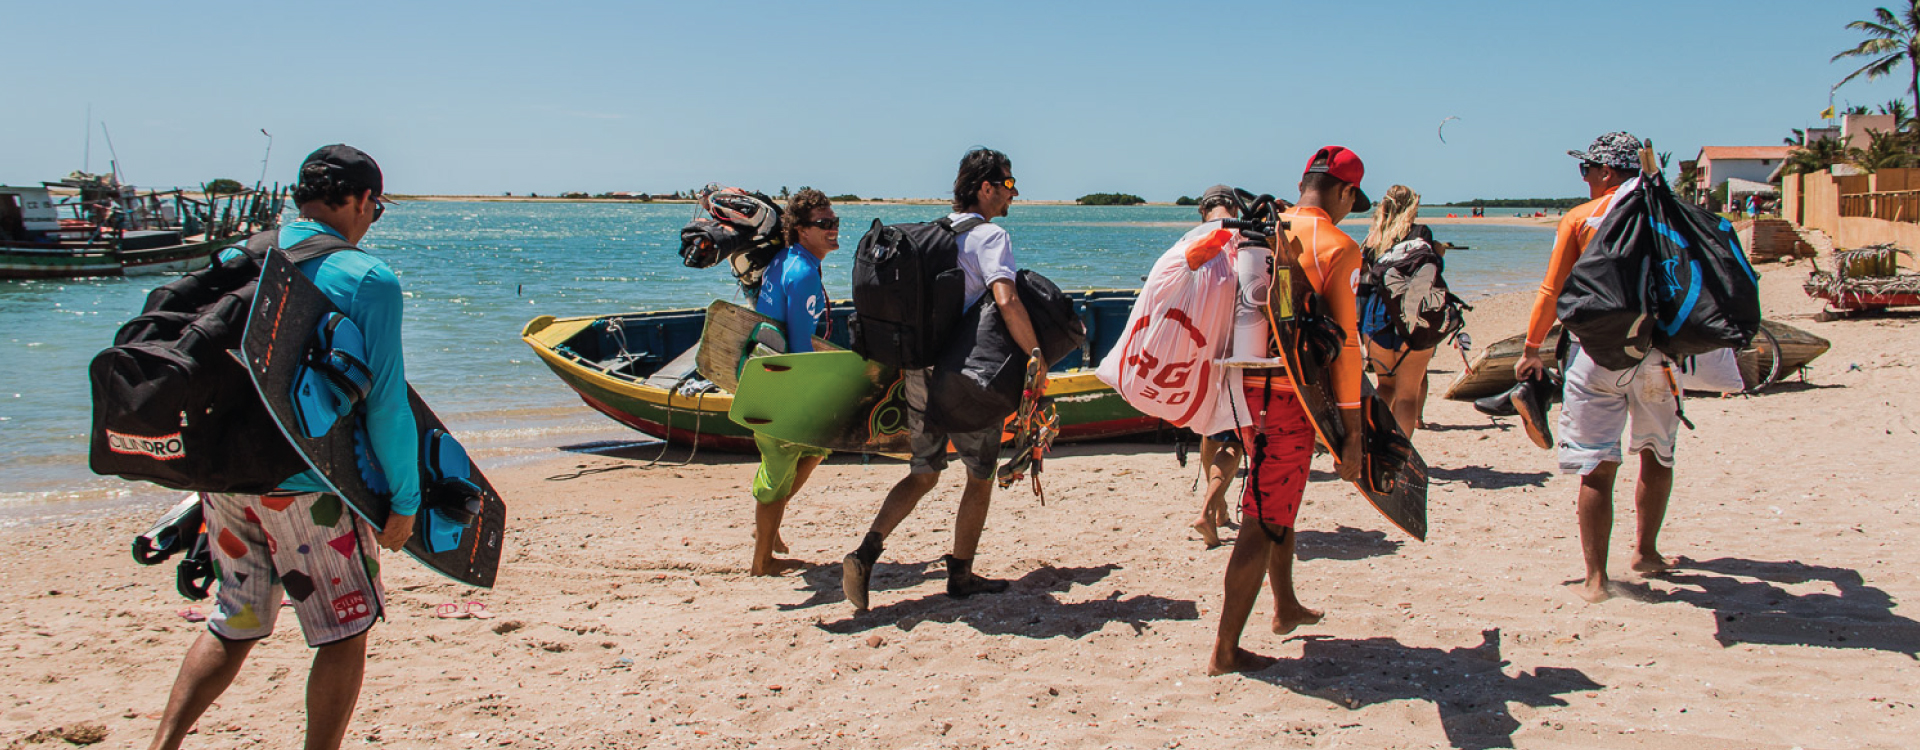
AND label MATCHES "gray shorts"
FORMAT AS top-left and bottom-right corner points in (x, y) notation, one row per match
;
(904, 369), (1002, 480)
(1557, 343), (1680, 475)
